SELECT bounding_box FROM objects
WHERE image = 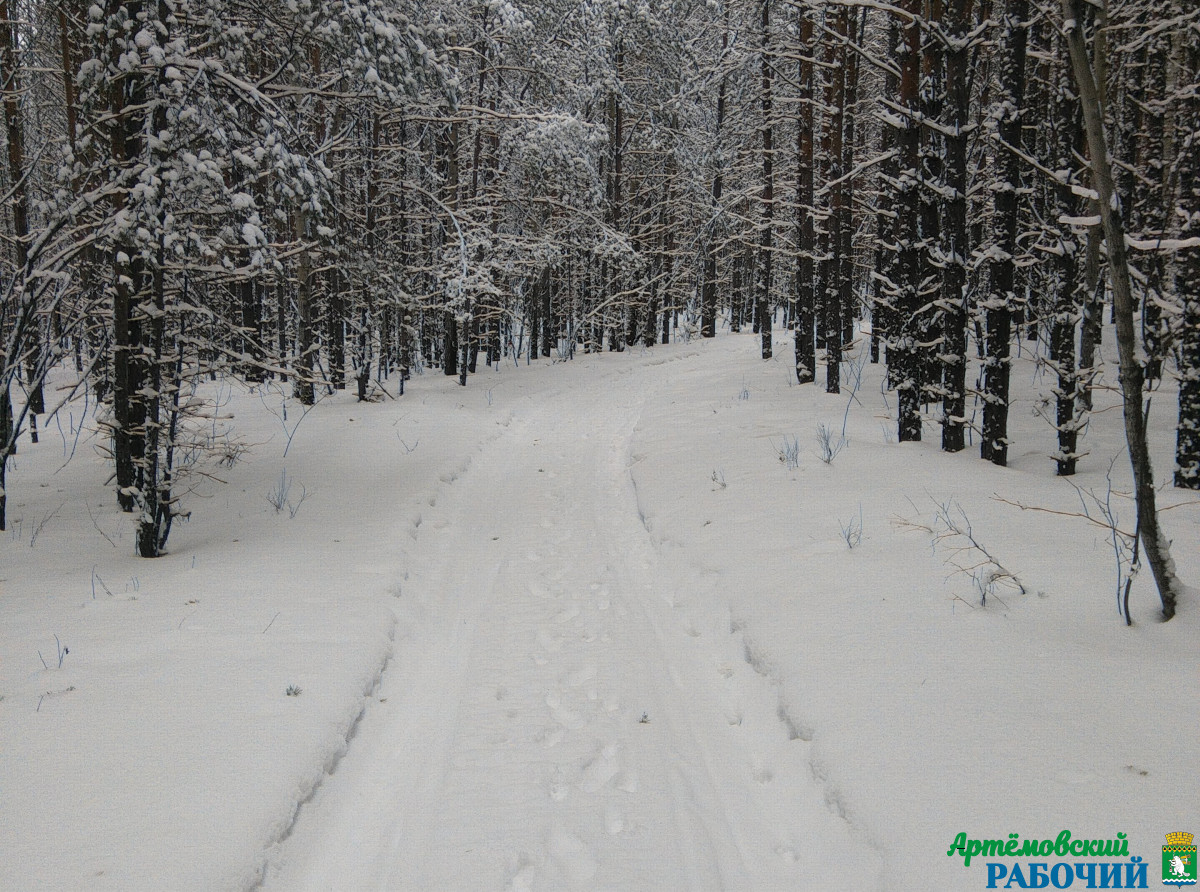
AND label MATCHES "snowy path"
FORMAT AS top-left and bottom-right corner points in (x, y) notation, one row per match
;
(261, 357), (862, 891)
